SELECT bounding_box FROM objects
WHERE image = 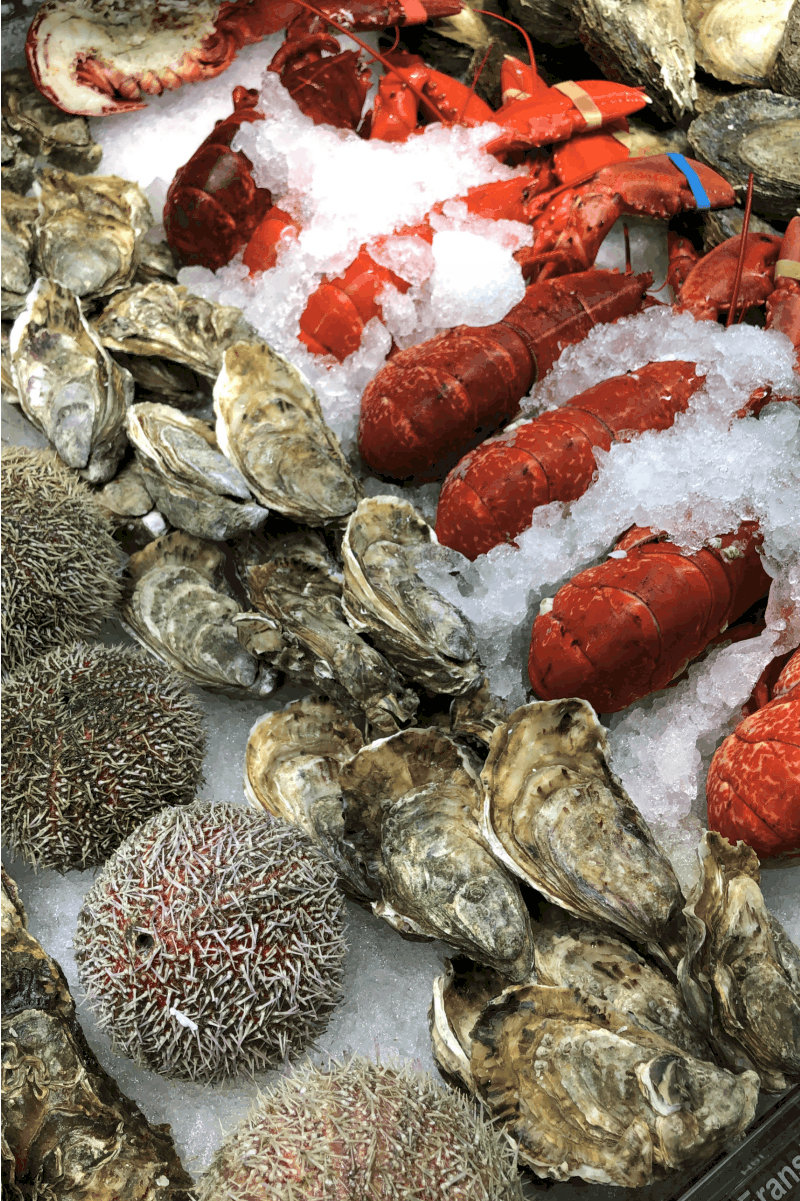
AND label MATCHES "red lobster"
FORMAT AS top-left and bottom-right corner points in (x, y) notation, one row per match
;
(527, 523), (773, 714)
(26, 0), (460, 116)
(434, 360), (707, 560)
(706, 648), (800, 861)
